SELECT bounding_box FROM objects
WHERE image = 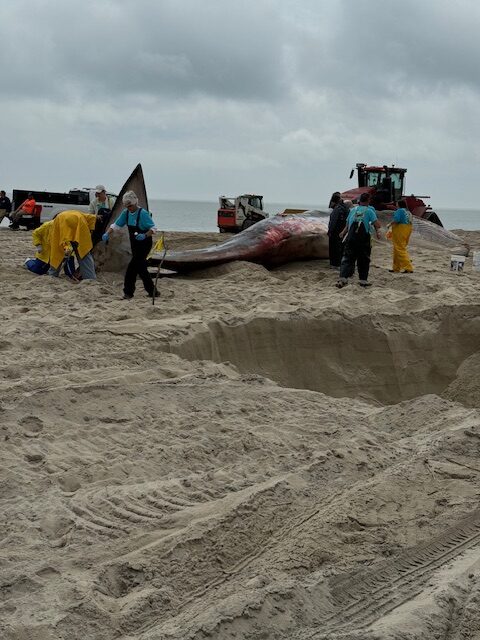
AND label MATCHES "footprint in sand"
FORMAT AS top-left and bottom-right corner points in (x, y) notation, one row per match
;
(40, 511), (74, 540)
(96, 563), (145, 598)
(24, 451), (44, 463)
(19, 415), (44, 436)
(36, 566), (61, 580)
(58, 472), (82, 493)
